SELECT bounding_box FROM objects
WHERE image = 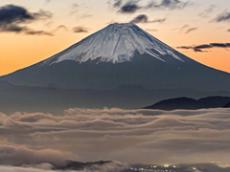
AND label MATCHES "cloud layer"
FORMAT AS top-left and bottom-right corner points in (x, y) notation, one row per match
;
(0, 145), (70, 166)
(0, 108), (230, 166)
